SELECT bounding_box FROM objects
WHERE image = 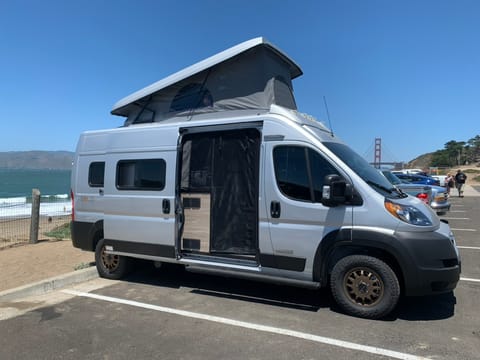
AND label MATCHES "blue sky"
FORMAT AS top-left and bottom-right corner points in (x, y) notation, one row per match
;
(1, 0), (479, 163)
